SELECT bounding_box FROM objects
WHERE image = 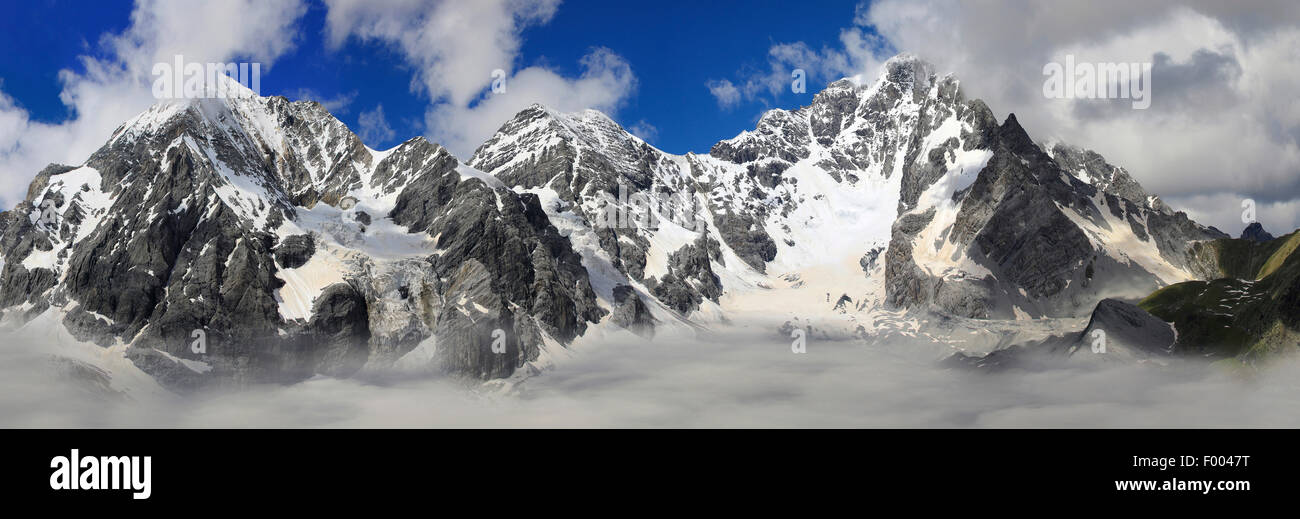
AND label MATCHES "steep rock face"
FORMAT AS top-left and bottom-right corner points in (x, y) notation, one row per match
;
(34, 97), (310, 384)
(388, 141), (606, 355)
(304, 282), (372, 377)
(274, 234), (316, 268)
(0, 172), (62, 316)
(885, 99), (1226, 319)
(610, 284), (656, 338)
(899, 113), (1103, 319)
(431, 259), (526, 379)
(469, 104), (730, 326)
